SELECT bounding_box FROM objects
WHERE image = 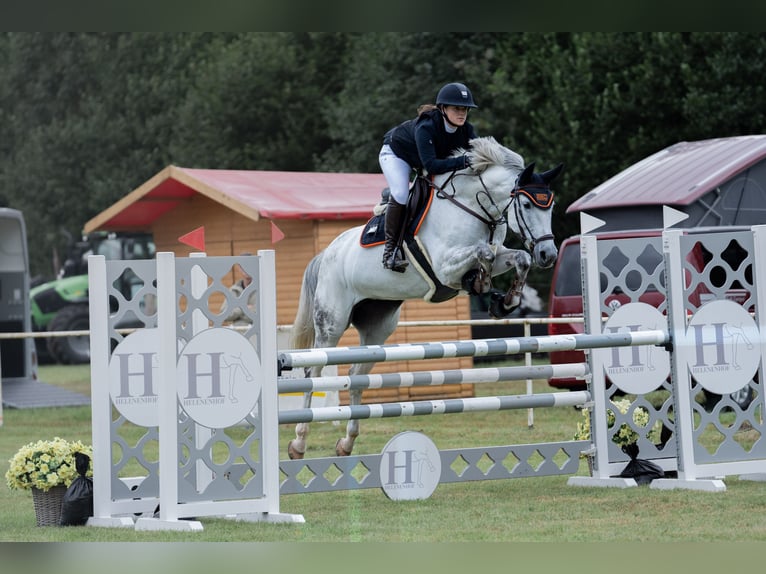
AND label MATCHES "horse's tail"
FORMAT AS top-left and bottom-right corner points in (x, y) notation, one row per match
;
(289, 252), (323, 350)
